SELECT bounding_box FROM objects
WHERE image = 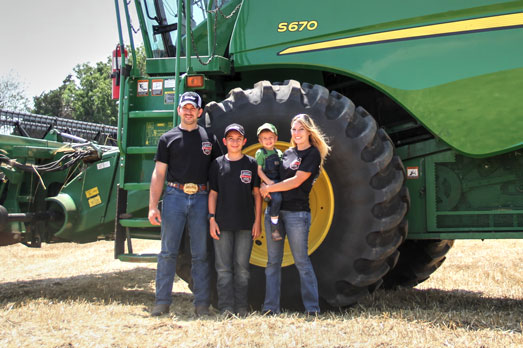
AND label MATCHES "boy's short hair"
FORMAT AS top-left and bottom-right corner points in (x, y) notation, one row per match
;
(257, 123), (278, 136)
